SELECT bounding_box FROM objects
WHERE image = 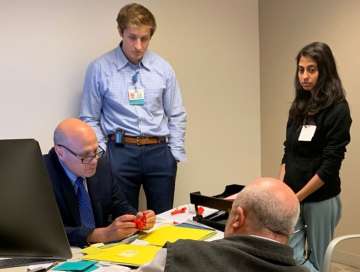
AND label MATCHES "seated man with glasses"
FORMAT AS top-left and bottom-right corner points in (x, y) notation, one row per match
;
(44, 118), (156, 247)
